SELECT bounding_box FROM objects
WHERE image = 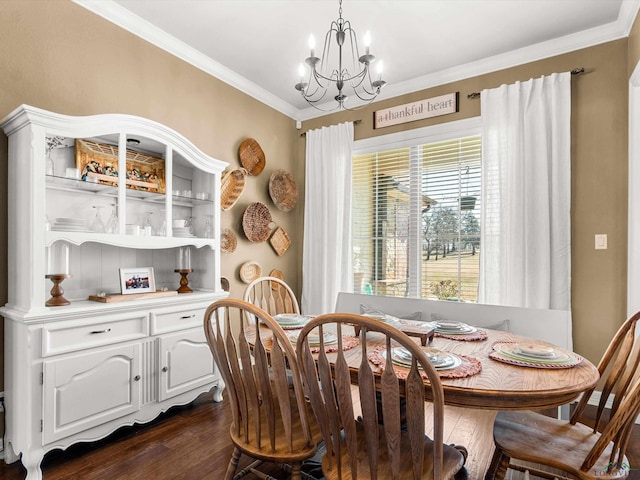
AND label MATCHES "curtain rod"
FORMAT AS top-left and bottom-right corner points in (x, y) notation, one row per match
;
(466, 67), (586, 99)
(300, 119), (361, 137)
